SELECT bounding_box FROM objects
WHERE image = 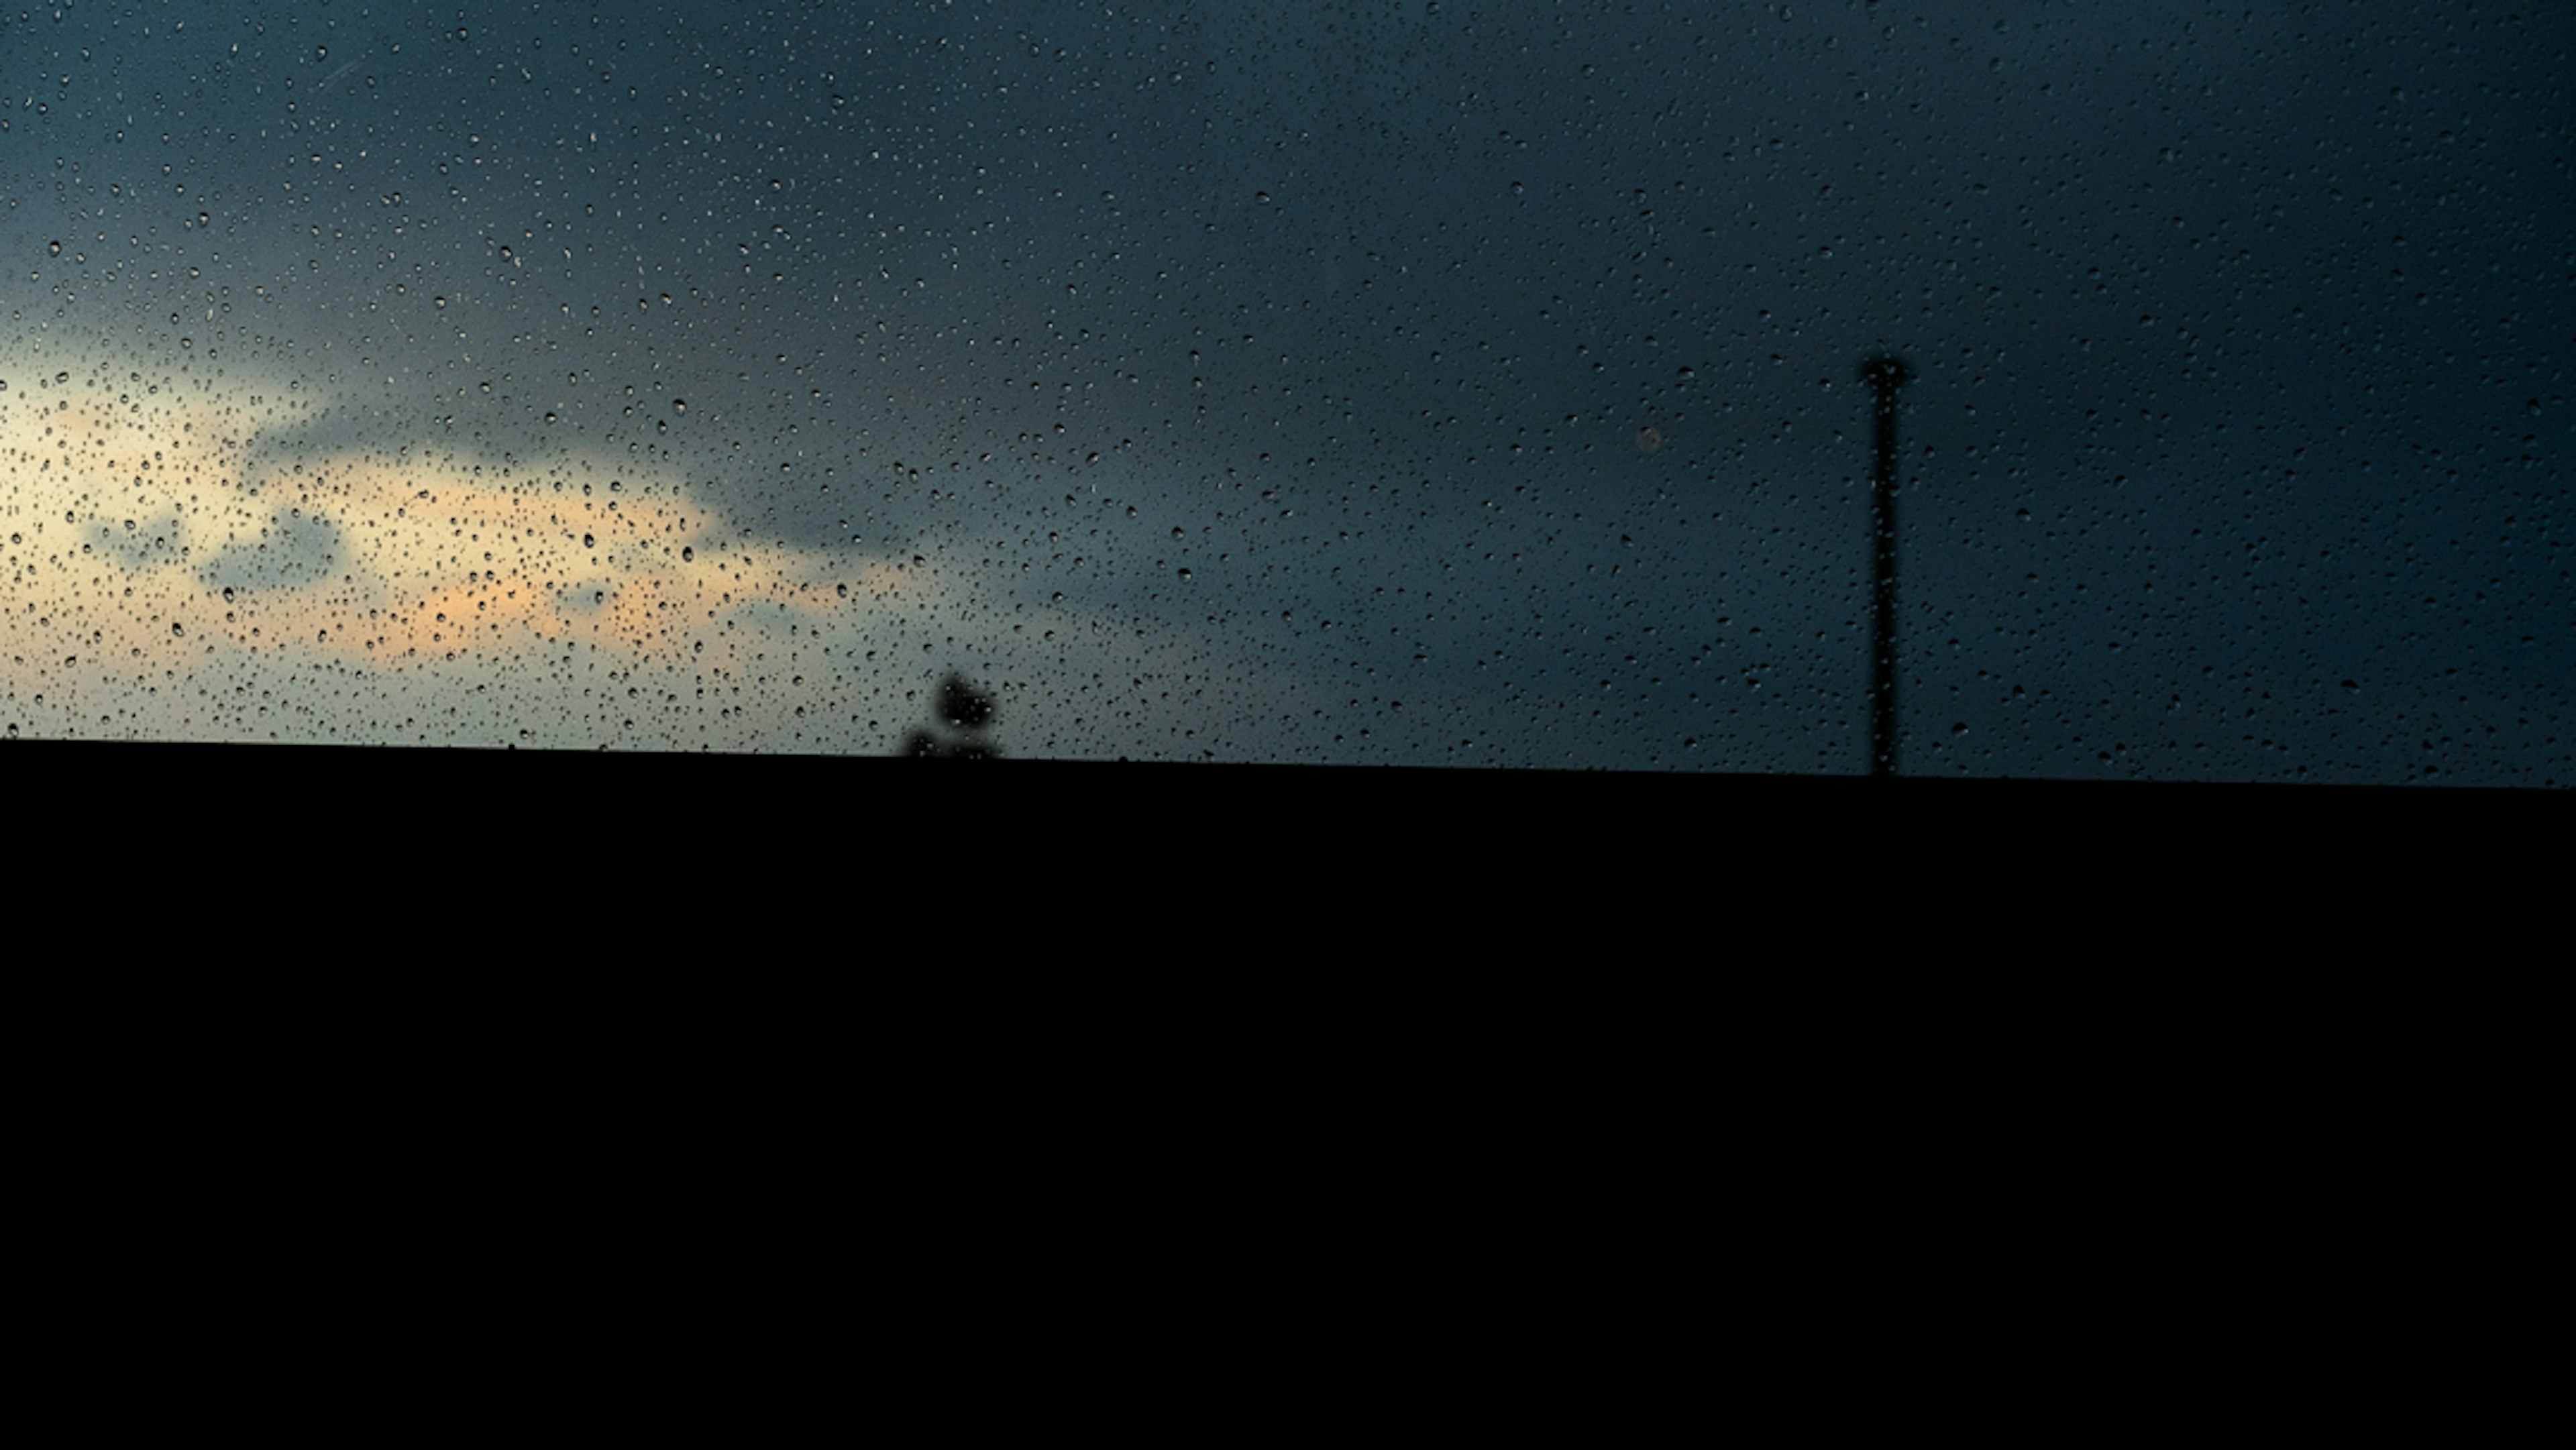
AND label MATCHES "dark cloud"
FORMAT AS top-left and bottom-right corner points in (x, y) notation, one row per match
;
(199, 511), (347, 595)
(4, 1), (2567, 779)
